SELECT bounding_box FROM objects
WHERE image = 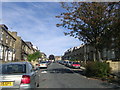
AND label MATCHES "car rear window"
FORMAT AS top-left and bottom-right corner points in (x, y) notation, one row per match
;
(73, 62), (80, 64)
(1, 64), (26, 74)
(40, 61), (47, 63)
